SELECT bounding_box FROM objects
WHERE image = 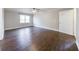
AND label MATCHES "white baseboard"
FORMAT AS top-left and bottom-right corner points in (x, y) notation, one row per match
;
(76, 37), (79, 50)
(58, 31), (74, 36)
(5, 27), (21, 30)
(34, 25), (59, 32)
(5, 26), (33, 30)
(34, 25), (75, 36)
(76, 41), (79, 50)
